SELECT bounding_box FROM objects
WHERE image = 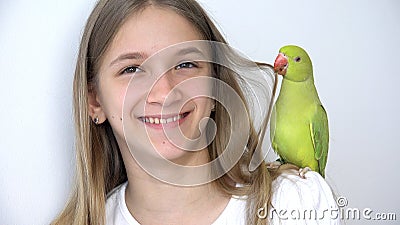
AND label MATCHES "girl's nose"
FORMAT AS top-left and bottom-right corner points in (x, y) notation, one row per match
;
(146, 71), (182, 107)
